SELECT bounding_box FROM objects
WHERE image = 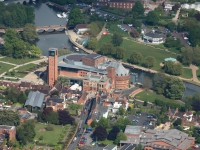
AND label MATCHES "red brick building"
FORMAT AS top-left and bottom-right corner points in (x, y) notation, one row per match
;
(0, 125), (16, 140)
(47, 53), (130, 90)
